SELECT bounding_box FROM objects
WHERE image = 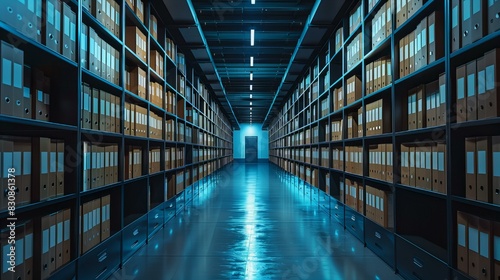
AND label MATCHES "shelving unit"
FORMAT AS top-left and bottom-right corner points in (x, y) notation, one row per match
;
(0, 0), (233, 279)
(269, 0), (500, 279)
